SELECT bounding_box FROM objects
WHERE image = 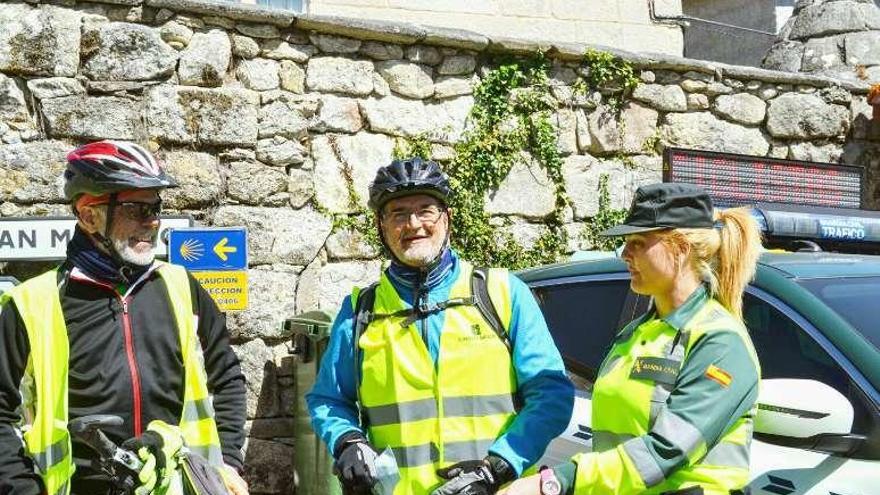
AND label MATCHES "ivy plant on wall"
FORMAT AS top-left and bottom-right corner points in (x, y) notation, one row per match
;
(444, 54), (569, 269)
(581, 174), (628, 252)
